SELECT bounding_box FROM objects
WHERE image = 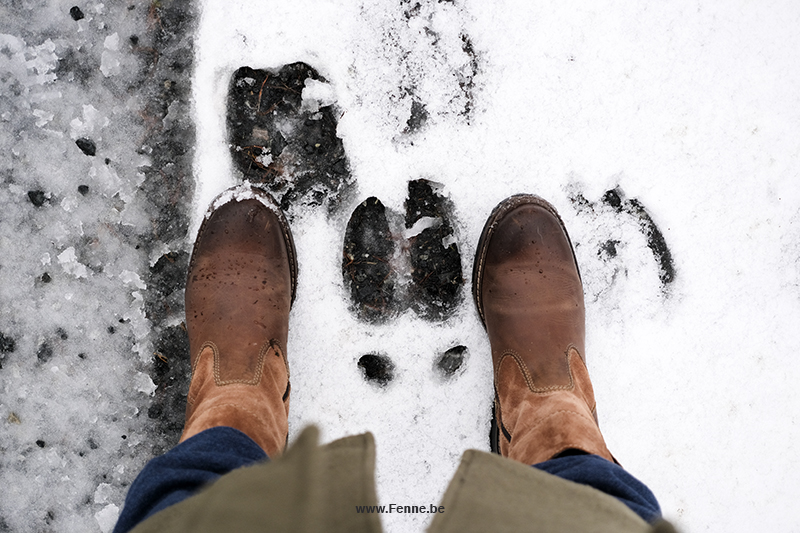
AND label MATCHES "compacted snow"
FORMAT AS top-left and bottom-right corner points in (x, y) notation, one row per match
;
(2, 1), (800, 532)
